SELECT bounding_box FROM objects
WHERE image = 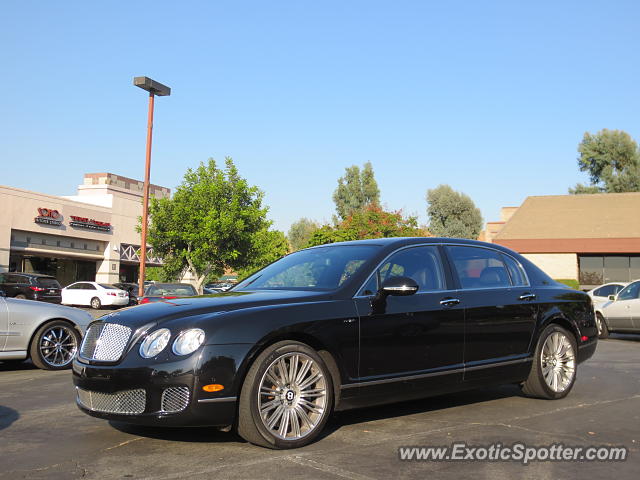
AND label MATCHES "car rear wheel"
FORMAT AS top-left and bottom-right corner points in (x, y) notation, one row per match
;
(30, 320), (80, 370)
(595, 313), (609, 339)
(521, 324), (577, 399)
(90, 297), (102, 309)
(238, 341), (333, 449)
(15, 294), (27, 300)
